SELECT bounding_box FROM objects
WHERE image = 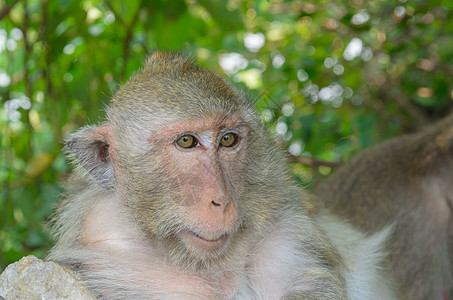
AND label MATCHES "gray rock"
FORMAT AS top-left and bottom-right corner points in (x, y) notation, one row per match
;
(0, 255), (95, 300)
